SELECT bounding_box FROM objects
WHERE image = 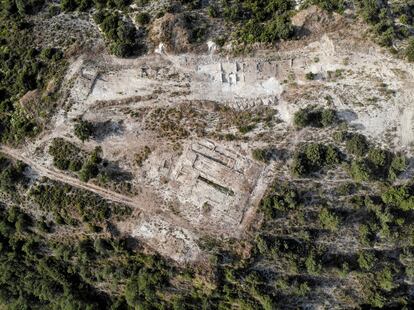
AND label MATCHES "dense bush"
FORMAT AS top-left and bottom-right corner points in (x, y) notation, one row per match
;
(222, 0), (295, 44)
(345, 133), (368, 157)
(293, 106), (337, 128)
(261, 183), (302, 218)
(30, 179), (131, 224)
(3, 0), (45, 15)
(0, 156), (27, 192)
(74, 119), (94, 142)
(125, 268), (166, 307)
(319, 208), (340, 231)
(349, 159), (372, 181)
(355, 0), (409, 47)
(345, 133), (406, 181)
(48, 138), (85, 171)
(0, 13), (67, 144)
(291, 143), (342, 176)
(0, 200), (159, 309)
(60, 0), (131, 11)
(136, 12), (150, 25)
(381, 184), (414, 211)
(79, 146), (102, 182)
(94, 11), (141, 57)
(305, 72), (317, 80)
